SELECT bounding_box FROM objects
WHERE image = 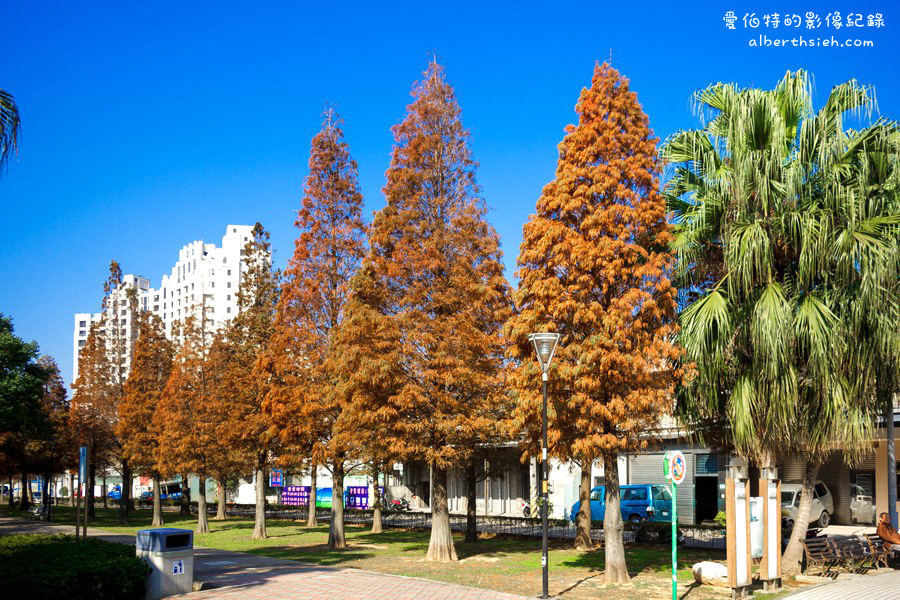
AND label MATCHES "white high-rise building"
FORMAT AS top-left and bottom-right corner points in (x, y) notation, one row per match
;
(72, 225), (256, 382)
